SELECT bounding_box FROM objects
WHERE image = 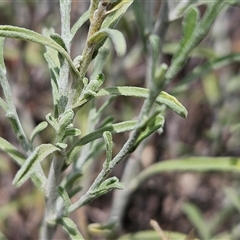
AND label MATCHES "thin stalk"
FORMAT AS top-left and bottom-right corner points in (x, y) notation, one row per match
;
(58, 0), (72, 114)
(71, 0), (110, 104)
(0, 67), (32, 154)
(0, 39), (47, 190)
(41, 1), (73, 239)
(40, 154), (65, 239)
